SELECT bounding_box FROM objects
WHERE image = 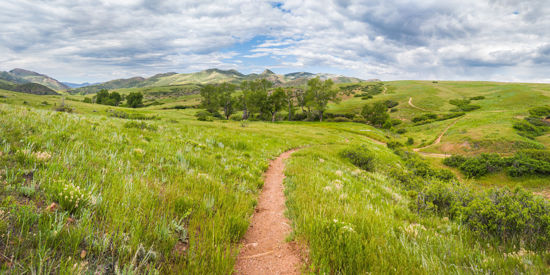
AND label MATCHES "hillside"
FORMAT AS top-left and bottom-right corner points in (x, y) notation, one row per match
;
(0, 79), (59, 95)
(69, 68), (365, 94)
(1, 86), (550, 274)
(0, 68), (69, 91)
